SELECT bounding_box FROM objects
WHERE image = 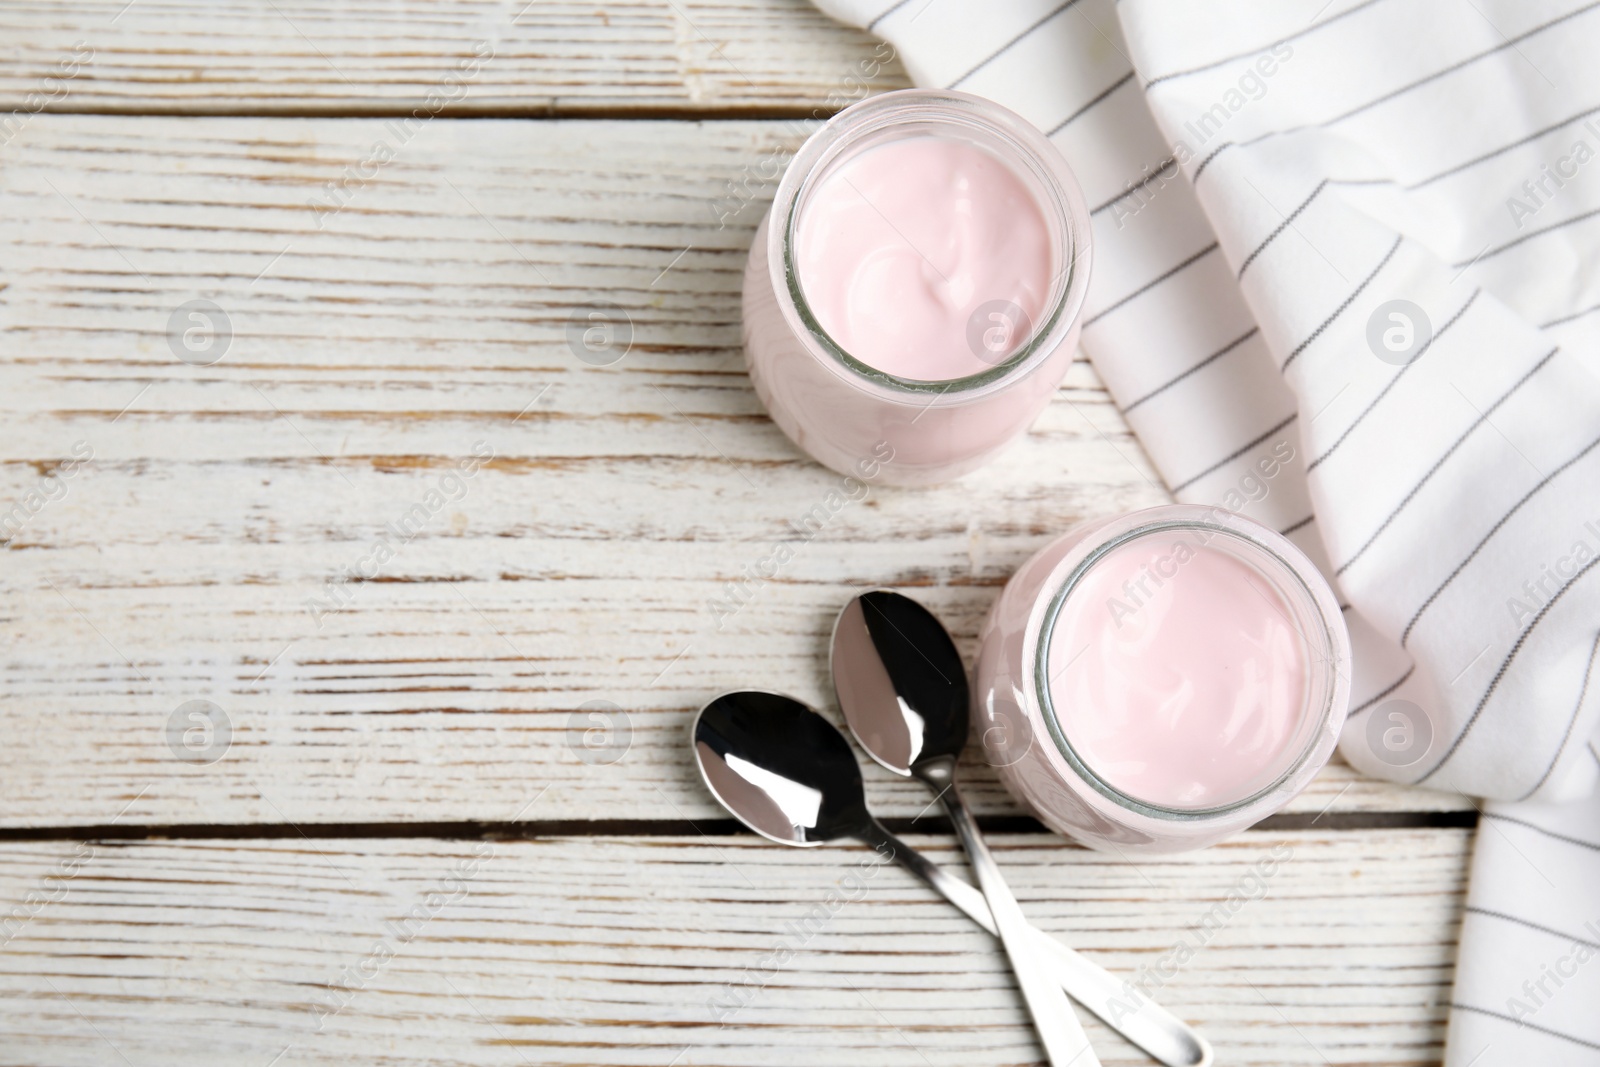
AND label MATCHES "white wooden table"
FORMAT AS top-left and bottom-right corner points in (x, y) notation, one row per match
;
(0, 3), (1475, 1063)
